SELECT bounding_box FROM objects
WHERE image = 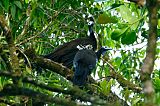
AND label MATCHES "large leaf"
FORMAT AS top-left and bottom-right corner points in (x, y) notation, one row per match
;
(111, 29), (122, 41)
(3, 0), (9, 11)
(111, 28), (128, 41)
(14, 1), (22, 9)
(97, 13), (118, 24)
(118, 5), (139, 30)
(11, 5), (16, 19)
(0, 2), (3, 15)
(121, 31), (137, 45)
